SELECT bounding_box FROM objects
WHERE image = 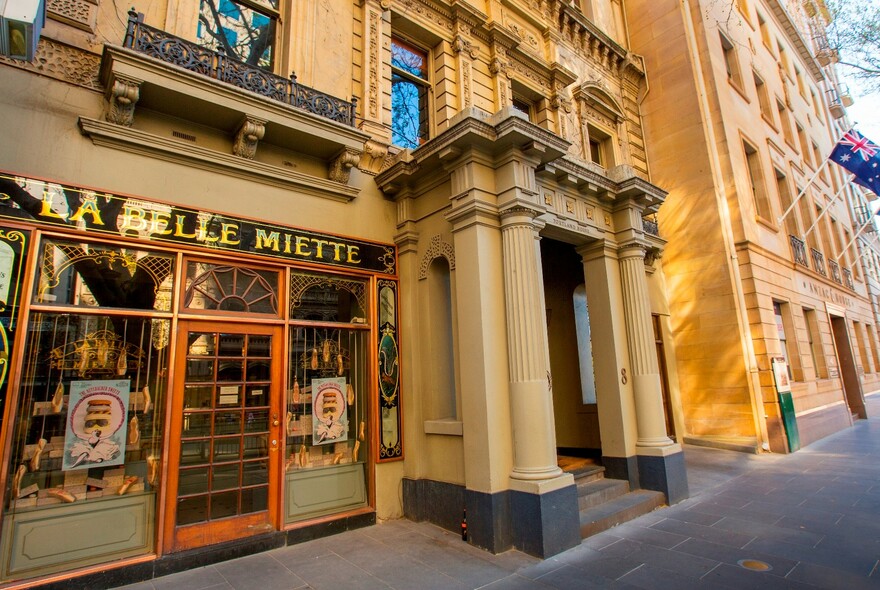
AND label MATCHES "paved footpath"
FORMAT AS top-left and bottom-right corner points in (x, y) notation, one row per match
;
(118, 417), (880, 590)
